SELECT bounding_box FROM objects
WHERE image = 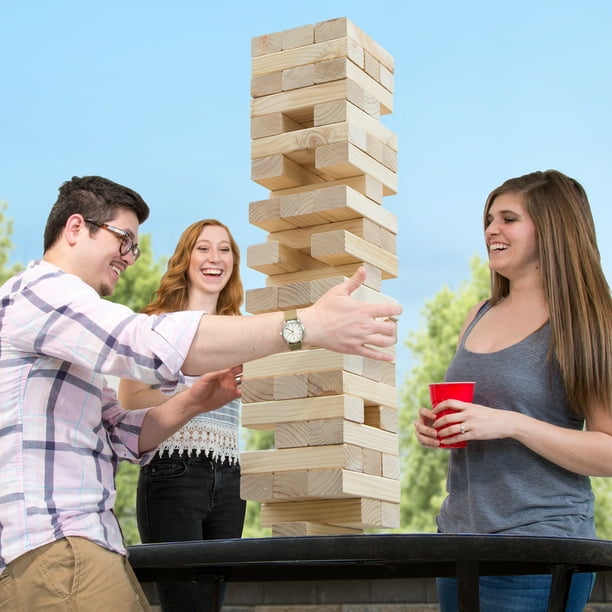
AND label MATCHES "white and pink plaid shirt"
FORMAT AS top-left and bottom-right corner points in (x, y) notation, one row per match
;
(0, 260), (203, 573)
